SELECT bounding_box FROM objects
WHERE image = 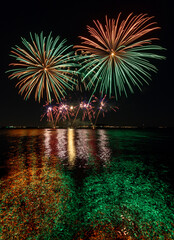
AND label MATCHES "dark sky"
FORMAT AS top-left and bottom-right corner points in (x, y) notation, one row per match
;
(0, 0), (173, 127)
